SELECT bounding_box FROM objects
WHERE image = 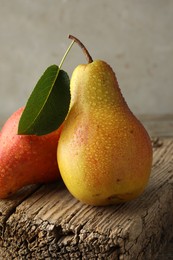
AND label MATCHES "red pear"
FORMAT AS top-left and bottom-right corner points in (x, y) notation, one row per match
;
(0, 107), (62, 199)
